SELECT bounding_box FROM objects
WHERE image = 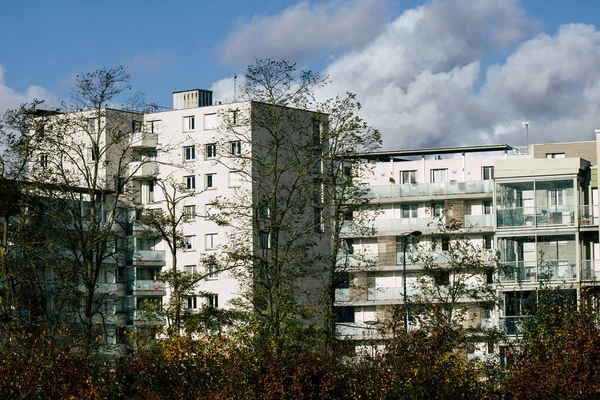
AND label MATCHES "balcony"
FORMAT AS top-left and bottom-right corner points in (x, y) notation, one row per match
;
(127, 250), (166, 265)
(579, 205), (599, 226)
(499, 260), (577, 283)
(128, 279), (166, 296)
(464, 214), (494, 228)
(336, 323), (379, 338)
(497, 205), (575, 229)
(131, 131), (158, 149)
(367, 180), (492, 200)
(129, 161), (158, 179)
